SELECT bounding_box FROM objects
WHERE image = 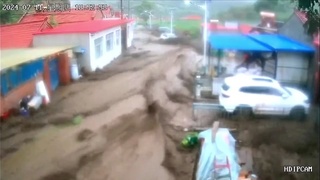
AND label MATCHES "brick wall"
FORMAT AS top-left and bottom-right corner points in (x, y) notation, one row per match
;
(0, 76), (38, 114)
(0, 59), (53, 115)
